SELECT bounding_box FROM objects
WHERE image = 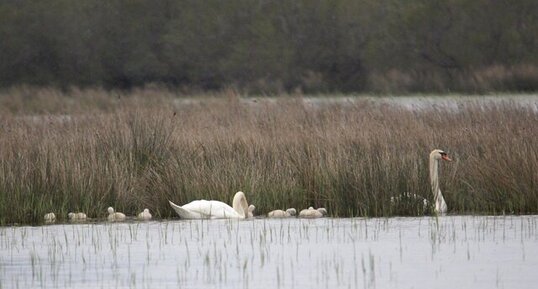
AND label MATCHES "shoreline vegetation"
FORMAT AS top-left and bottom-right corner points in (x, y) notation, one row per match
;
(0, 88), (537, 225)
